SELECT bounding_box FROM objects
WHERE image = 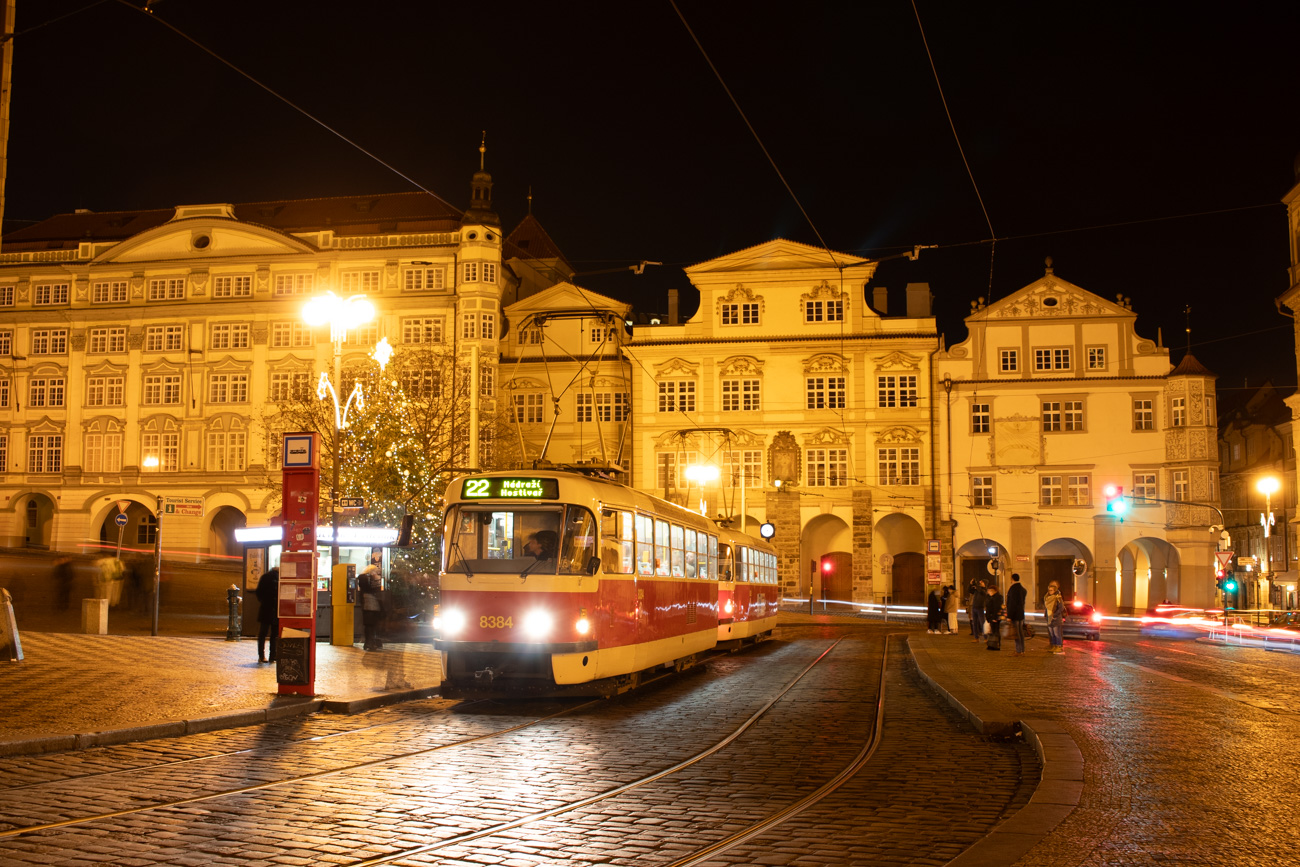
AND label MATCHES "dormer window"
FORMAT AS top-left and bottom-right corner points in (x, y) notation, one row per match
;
(721, 302), (759, 325)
